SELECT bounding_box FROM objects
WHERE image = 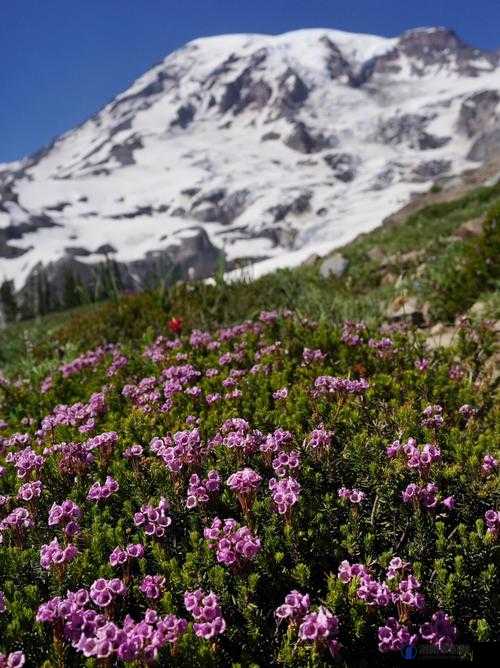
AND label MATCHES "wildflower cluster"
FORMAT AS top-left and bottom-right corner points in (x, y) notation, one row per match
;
(0, 305), (497, 665)
(36, 591), (187, 661)
(186, 471), (221, 508)
(338, 486), (366, 504)
(184, 589), (226, 639)
(40, 538), (79, 570)
(269, 477), (301, 515)
(109, 543), (144, 569)
(133, 498), (171, 538)
(387, 437), (441, 472)
(87, 476), (119, 502)
(204, 517), (261, 567)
